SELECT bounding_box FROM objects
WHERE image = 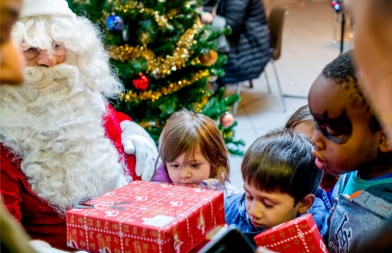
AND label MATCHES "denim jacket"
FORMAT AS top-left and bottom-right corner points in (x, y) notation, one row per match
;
(224, 187), (331, 247)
